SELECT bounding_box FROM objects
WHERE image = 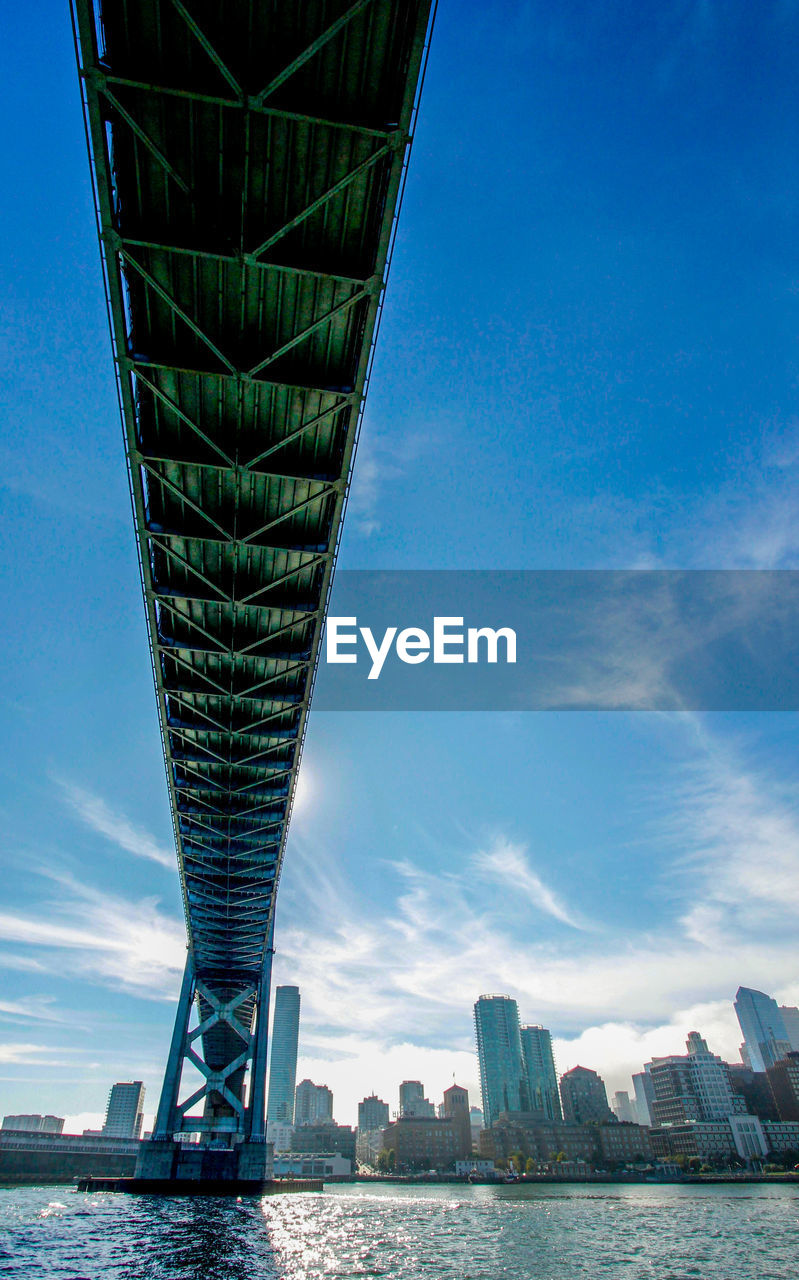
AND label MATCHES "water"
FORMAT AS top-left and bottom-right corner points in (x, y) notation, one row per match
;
(1, 1182), (798, 1279)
